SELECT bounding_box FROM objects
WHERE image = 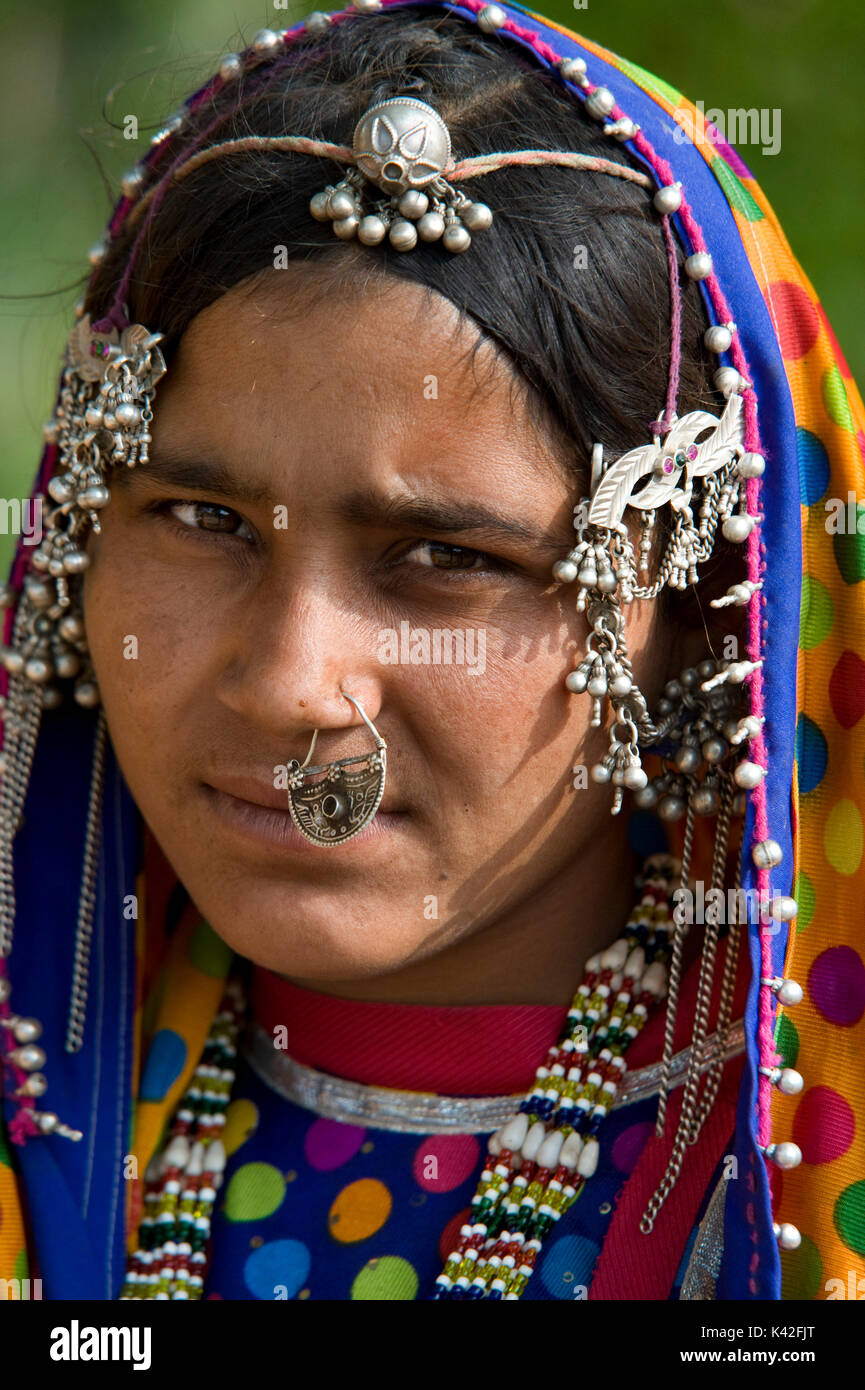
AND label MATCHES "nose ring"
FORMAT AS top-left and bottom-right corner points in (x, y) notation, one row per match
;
(285, 691), (388, 847)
